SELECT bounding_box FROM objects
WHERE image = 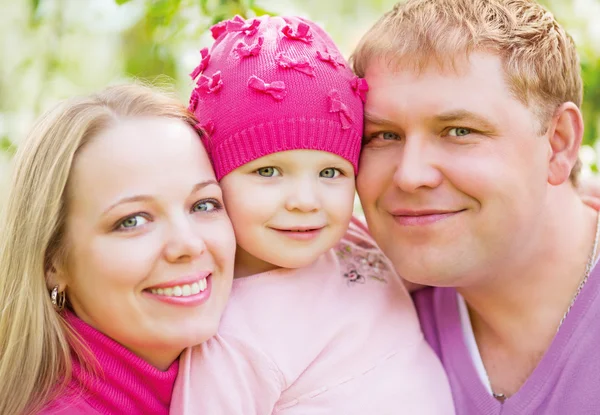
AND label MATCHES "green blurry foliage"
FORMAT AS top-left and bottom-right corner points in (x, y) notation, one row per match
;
(0, 137), (16, 156)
